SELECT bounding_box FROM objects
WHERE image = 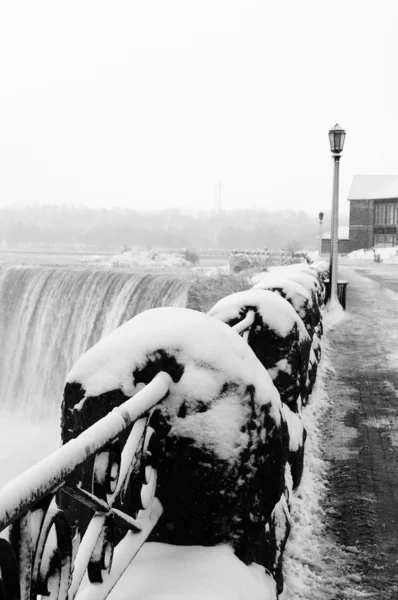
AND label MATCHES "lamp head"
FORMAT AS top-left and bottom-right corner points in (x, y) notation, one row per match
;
(328, 123), (346, 154)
